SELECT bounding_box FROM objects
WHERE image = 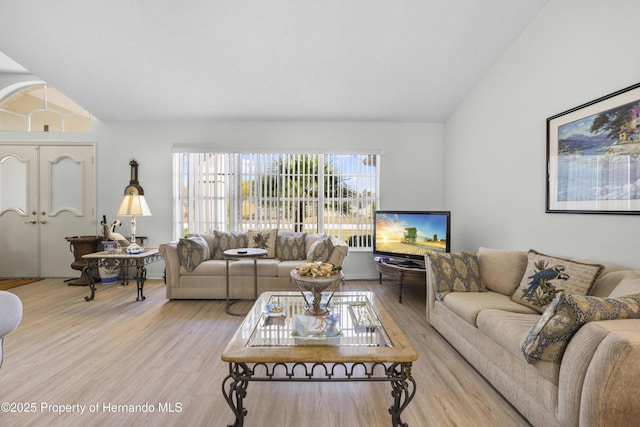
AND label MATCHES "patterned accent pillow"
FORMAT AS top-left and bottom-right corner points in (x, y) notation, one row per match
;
(177, 235), (210, 272)
(276, 232), (307, 260)
(511, 250), (603, 313)
(306, 236), (335, 263)
(248, 229), (277, 258)
(521, 292), (640, 363)
(211, 231), (248, 260)
(426, 252), (484, 301)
